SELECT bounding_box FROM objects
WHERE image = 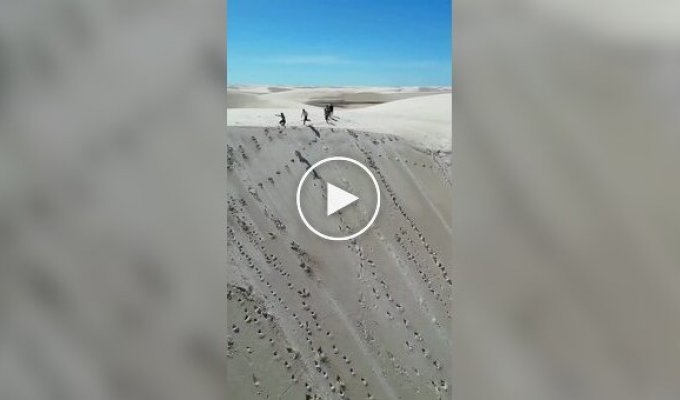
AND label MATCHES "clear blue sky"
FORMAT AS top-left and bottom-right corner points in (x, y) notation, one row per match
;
(227, 0), (452, 86)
